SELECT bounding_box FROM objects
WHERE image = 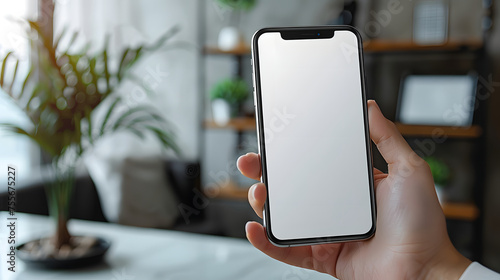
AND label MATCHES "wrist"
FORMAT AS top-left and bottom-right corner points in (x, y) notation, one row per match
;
(419, 245), (471, 280)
